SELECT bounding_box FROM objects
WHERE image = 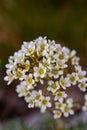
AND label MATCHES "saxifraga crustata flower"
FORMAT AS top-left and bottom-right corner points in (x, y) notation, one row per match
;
(4, 37), (87, 119)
